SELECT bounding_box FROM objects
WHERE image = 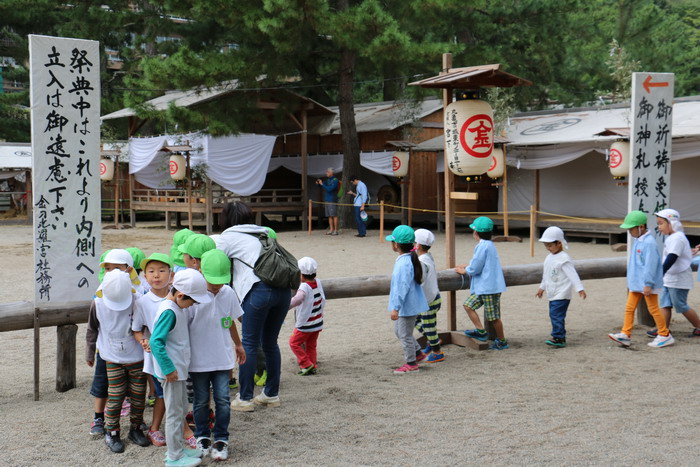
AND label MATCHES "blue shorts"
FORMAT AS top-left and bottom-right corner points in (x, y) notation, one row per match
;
(660, 287), (691, 313)
(89, 352), (108, 399)
(151, 375), (164, 399)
